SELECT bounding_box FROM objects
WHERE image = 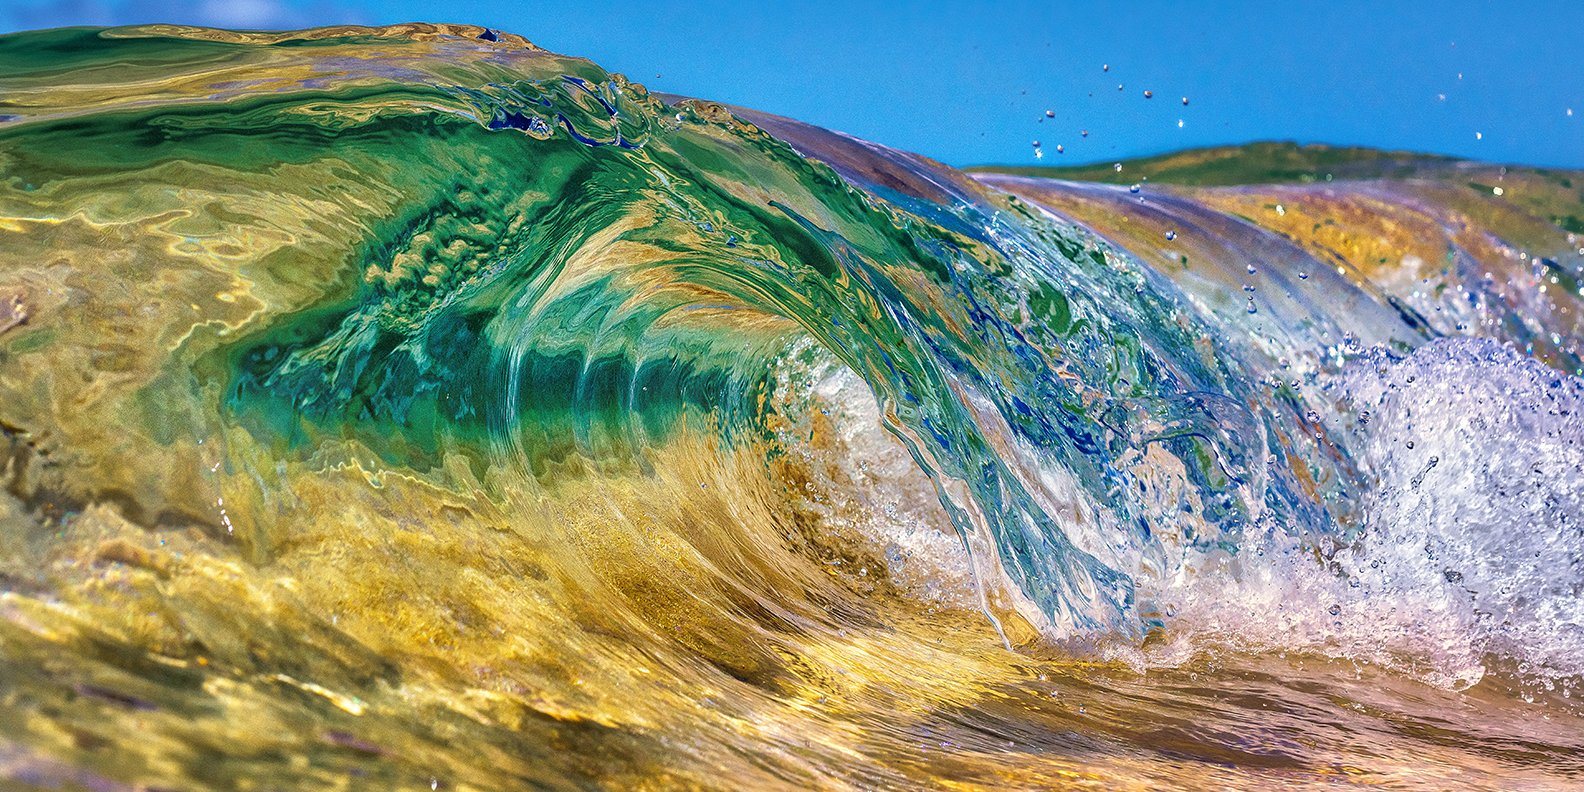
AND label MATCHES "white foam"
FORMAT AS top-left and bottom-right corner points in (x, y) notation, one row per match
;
(772, 350), (978, 608)
(1145, 338), (1584, 689)
(784, 337), (1584, 692)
